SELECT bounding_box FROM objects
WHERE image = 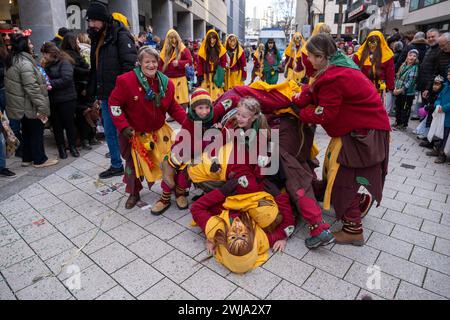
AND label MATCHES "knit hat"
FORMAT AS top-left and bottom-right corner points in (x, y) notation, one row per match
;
(57, 27), (68, 37)
(86, 2), (110, 22)
(434, 75), (445, 83)
(408, 48), (419, 56)
(190, 88), (212, 109)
